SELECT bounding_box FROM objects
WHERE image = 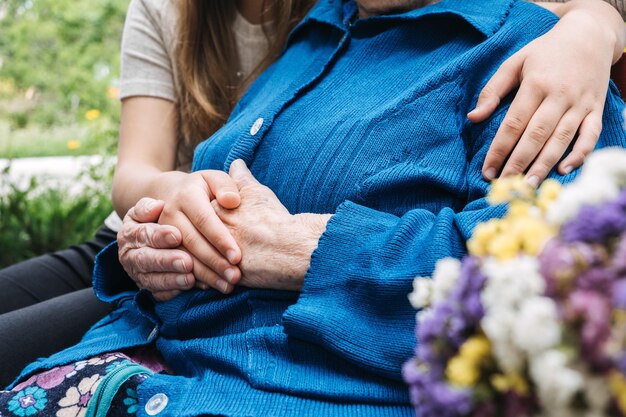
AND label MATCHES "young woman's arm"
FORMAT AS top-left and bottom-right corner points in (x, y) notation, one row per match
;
(471, 0), (625, 186)
(110, 0), (243, 296)
(546, 0), (626, 20)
